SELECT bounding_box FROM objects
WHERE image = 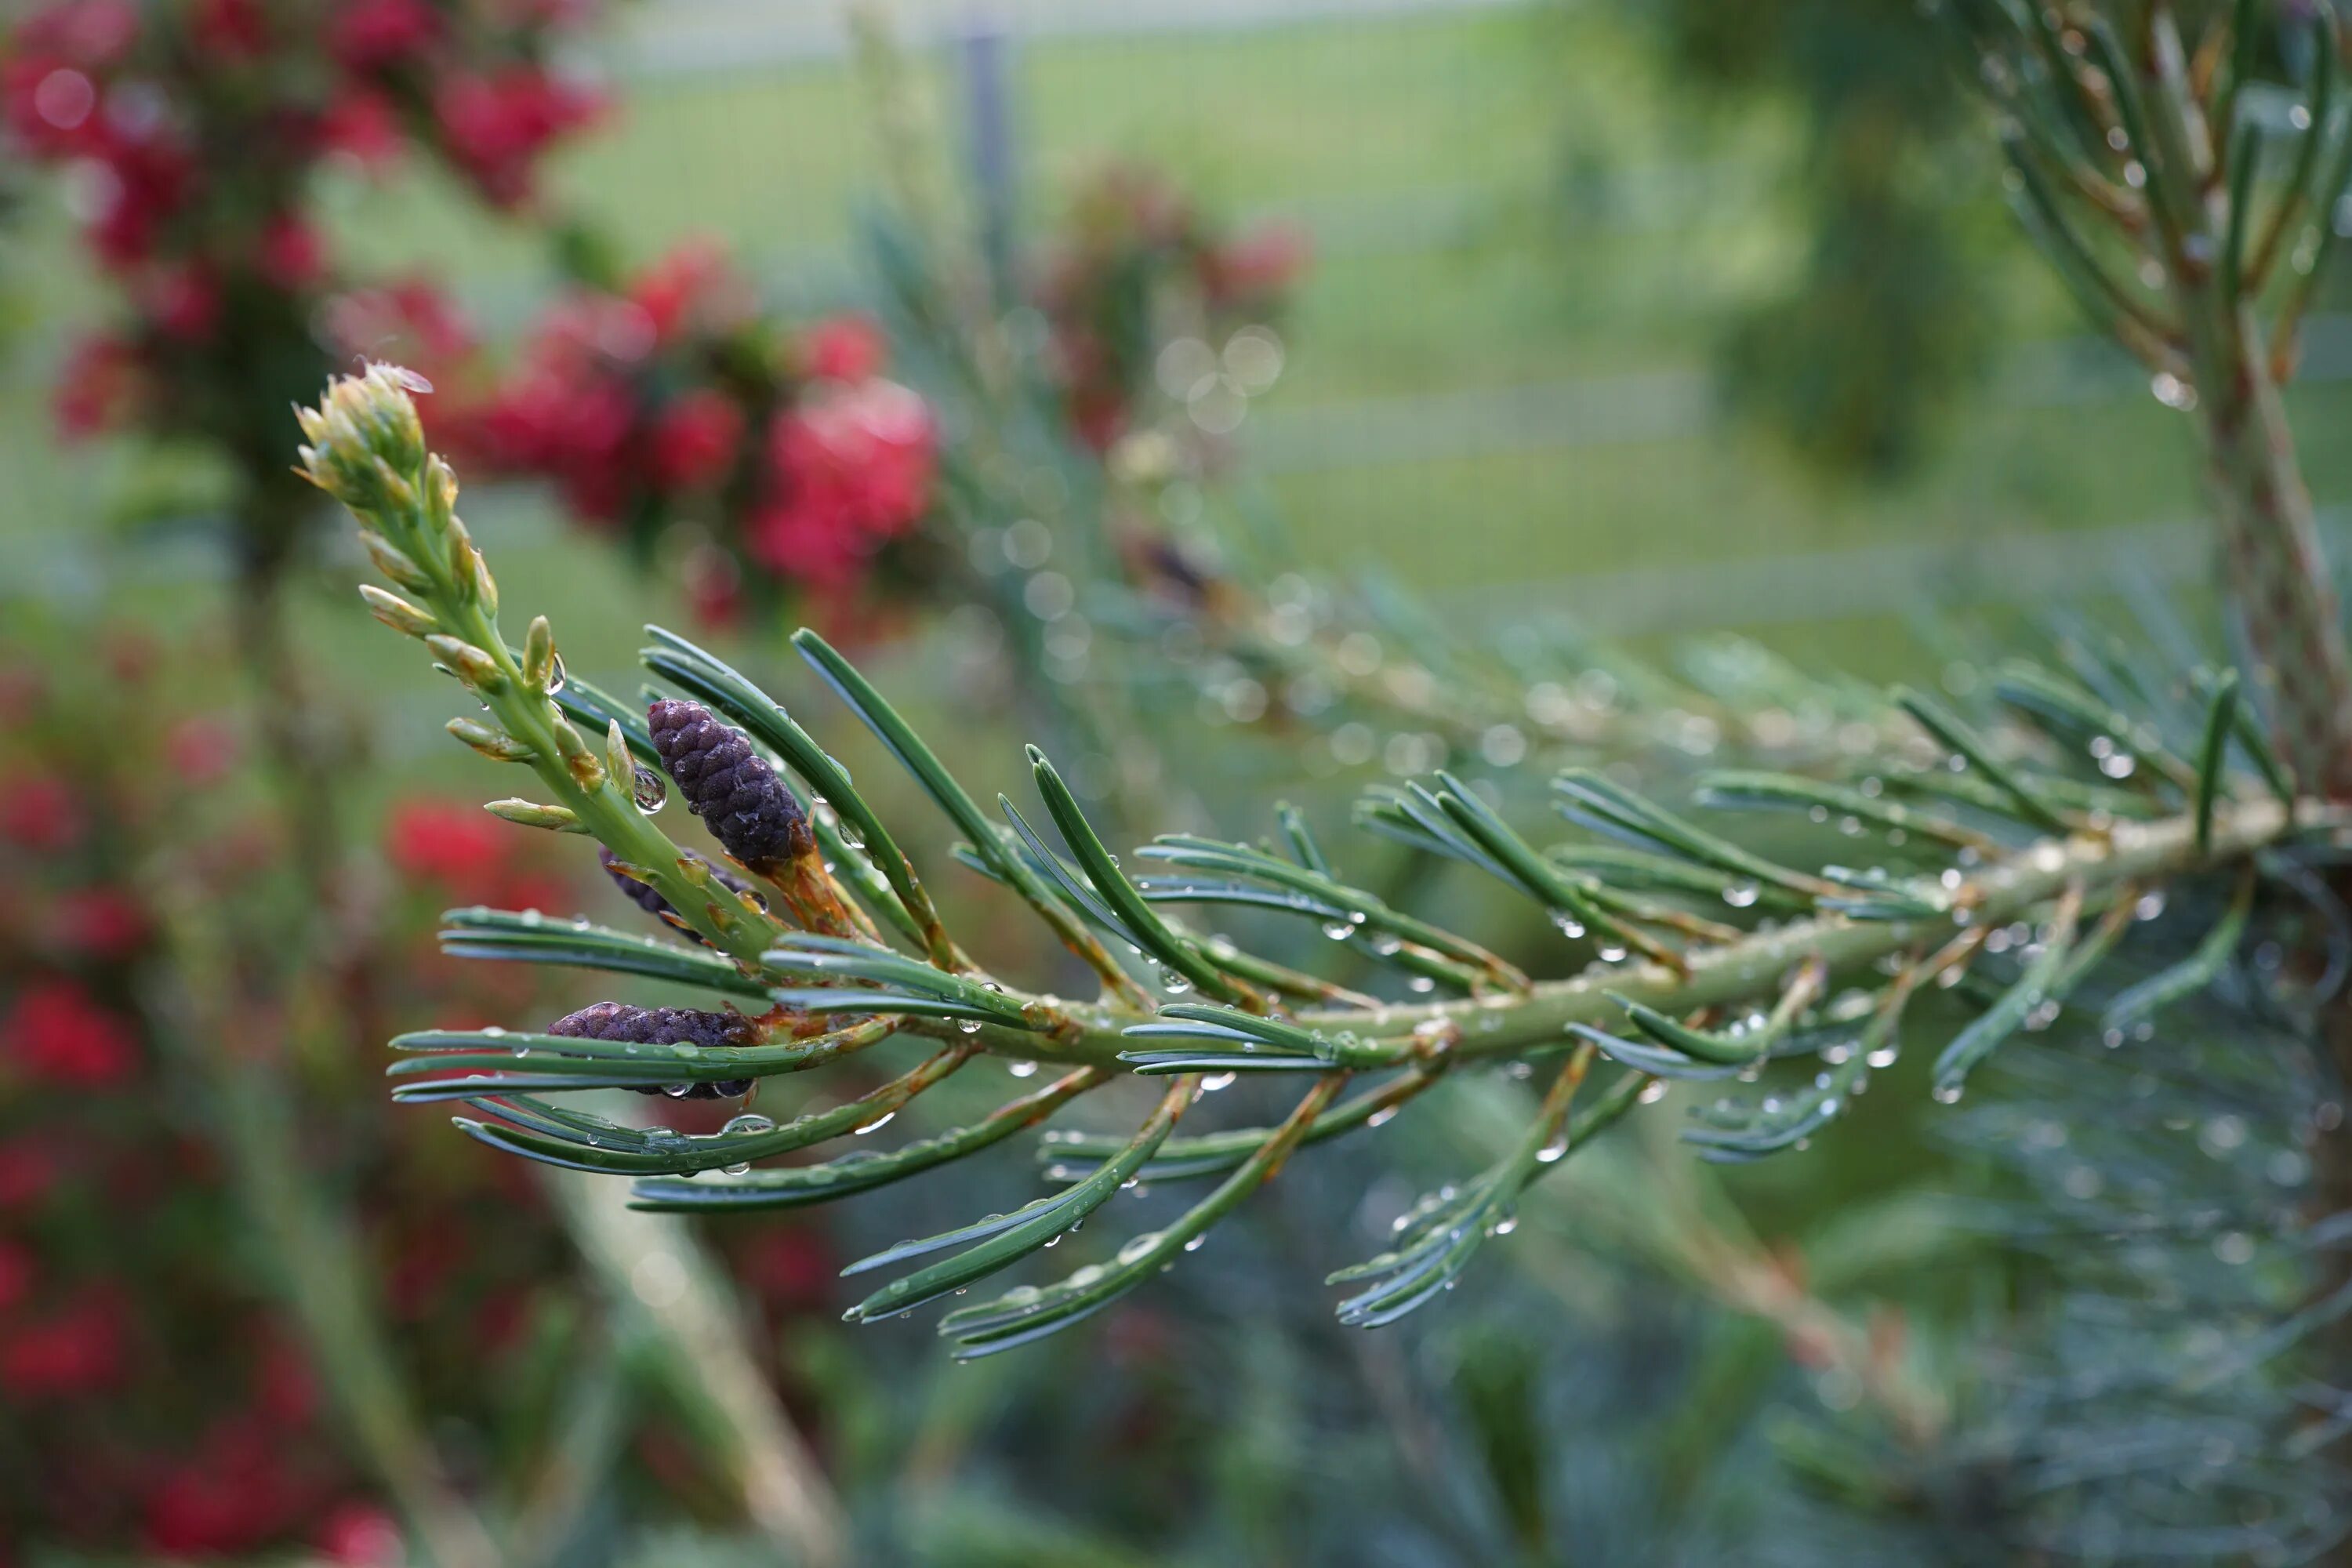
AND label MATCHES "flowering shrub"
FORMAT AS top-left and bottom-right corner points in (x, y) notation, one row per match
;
(2, 0), (598, 541)
(0, 622), (328, 1555)
(1035, 162), (1309, 453)
(463, 243), (942, 628)
(0, 615), (608, 1560)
